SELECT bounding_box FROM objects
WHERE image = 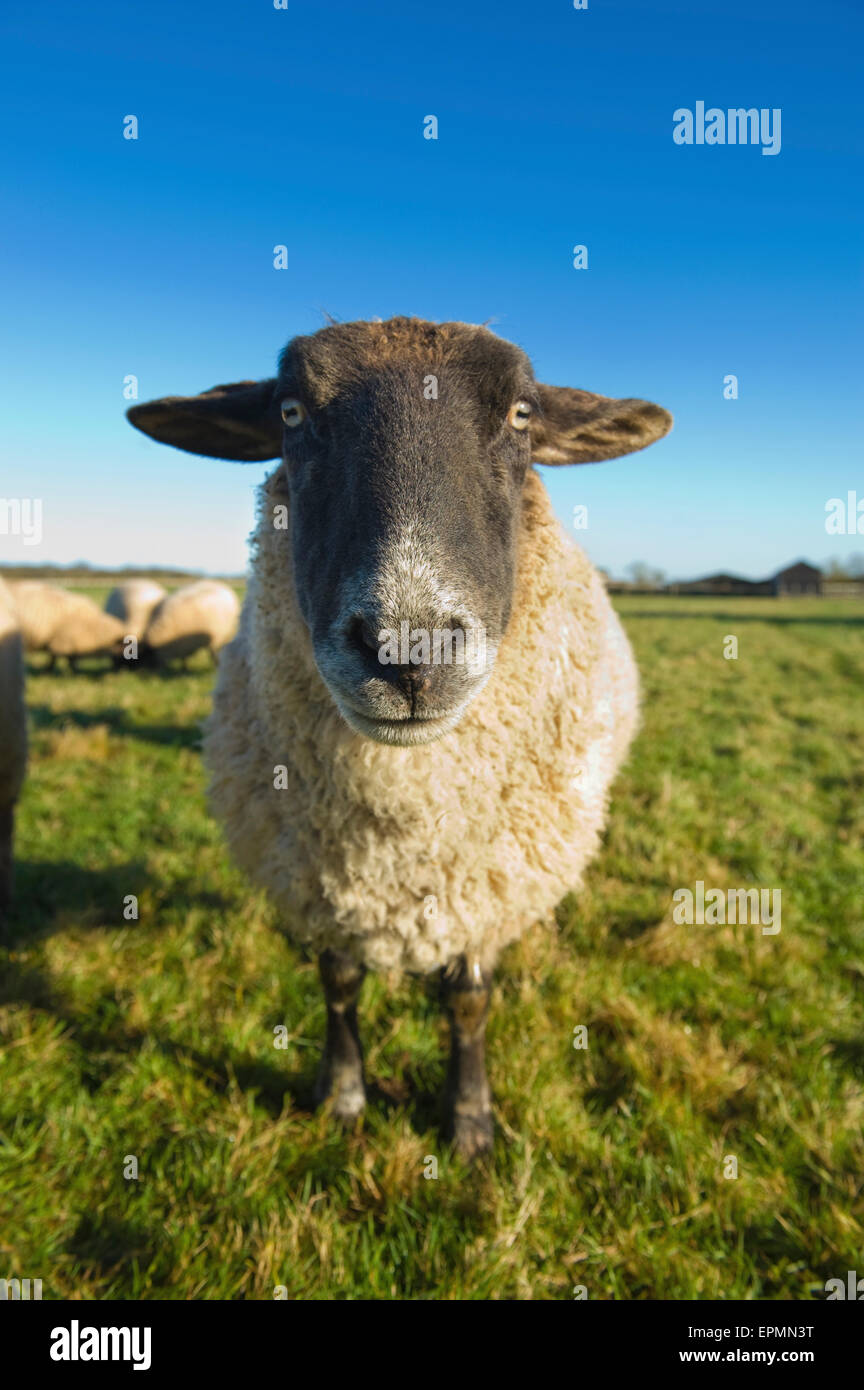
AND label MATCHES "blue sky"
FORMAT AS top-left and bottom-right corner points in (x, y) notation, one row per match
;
(1, 0), (861, 579)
